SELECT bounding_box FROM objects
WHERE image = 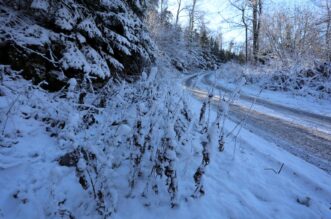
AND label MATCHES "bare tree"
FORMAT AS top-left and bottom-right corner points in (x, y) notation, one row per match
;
(174, 0), (185, 26)
(260, 6), (322, 64)
(251, 0), (262, 62)
(188, 0), (199, 37)
(312, 0), (331, 60)
(227, 0), (262, 63)
(326, 0), (331, 60)
(228, 0), (249, 62)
